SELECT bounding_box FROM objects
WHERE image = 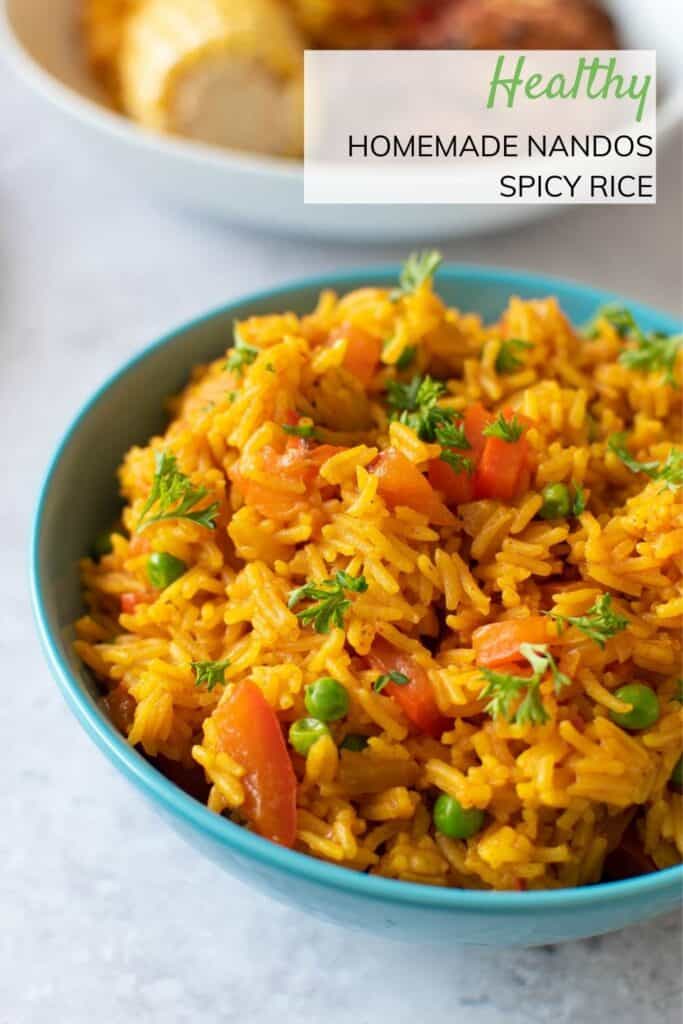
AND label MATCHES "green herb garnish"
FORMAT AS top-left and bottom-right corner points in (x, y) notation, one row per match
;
(589, 305), (681, 386)
(550, 594), (628, 649)
(288, 571), (368, 634)
(390, 251), (442, 301)
(282, 422), (318, 439)
(607, 433), (660, 477)
(479, 643), (570, 726)
(483, 411), (526, 443)
(620, 332), (681, 386)
(225, 327), (259, 376)
(590, 305), (640, 338)
(136, 452), (219, 533)
(395, 346), (417, 371)
(192, 658), (230, 692)
(495, 338), (533, 374)
(655, 449), (683, 492)
(439, 449), (475, 475)
(373, 671), (410, 693)
(385, 373), (470, 457)
(609, 435), (683, 492)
